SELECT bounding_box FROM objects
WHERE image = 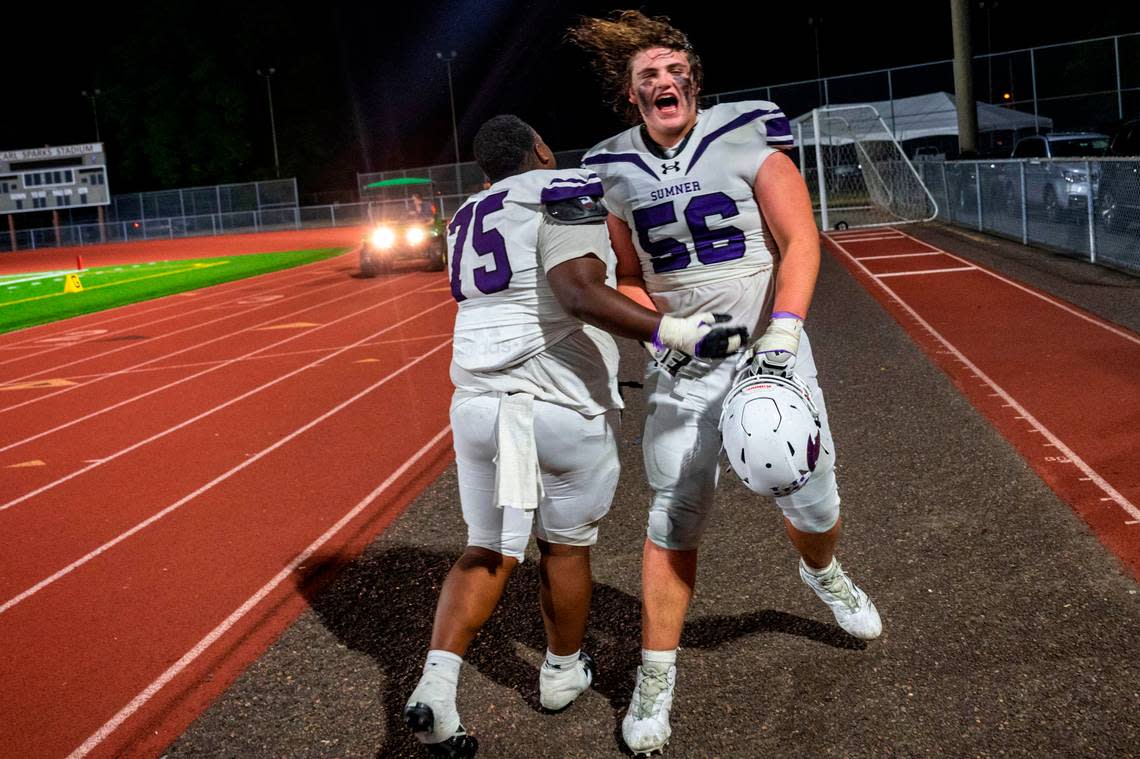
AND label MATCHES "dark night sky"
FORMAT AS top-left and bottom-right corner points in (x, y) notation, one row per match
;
(3, 1), (1136, 195)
